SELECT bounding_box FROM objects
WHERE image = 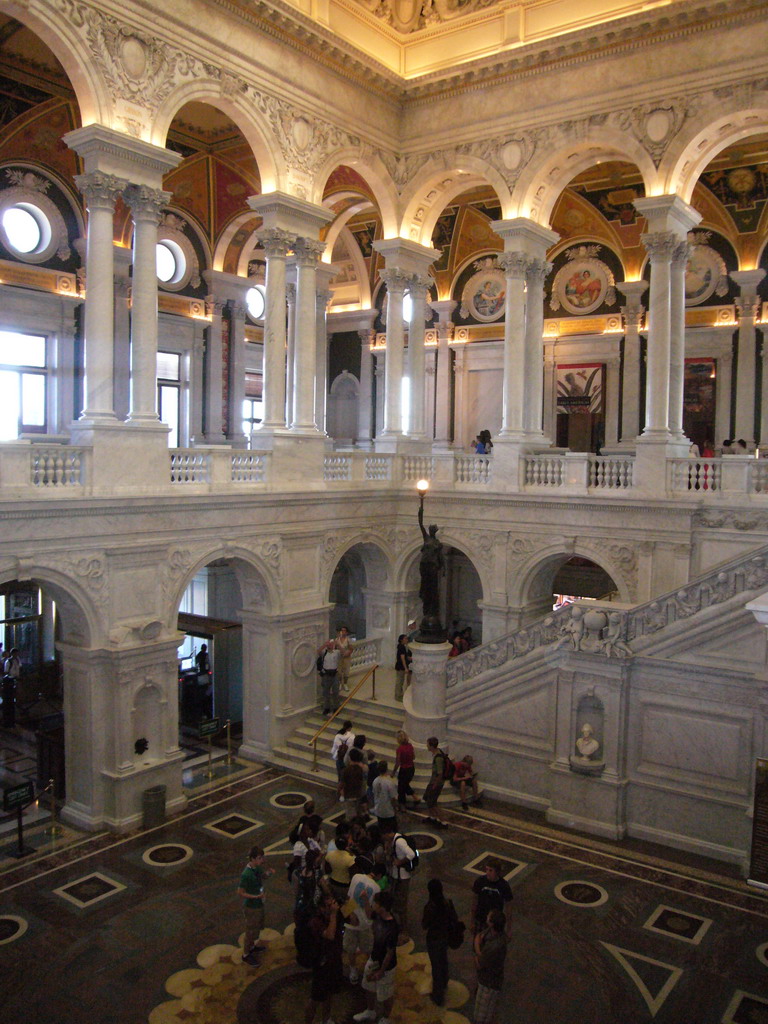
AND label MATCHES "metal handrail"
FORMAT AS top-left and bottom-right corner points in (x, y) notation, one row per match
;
(308, 663), (378, 771)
